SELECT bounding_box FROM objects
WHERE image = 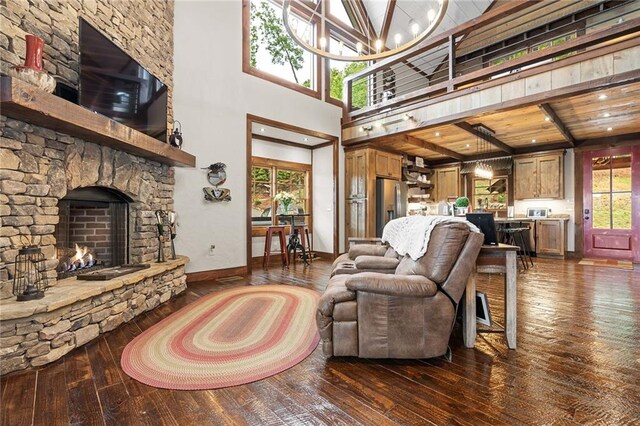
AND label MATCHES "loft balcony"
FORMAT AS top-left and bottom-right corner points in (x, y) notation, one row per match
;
(341, 0), (640, 162)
